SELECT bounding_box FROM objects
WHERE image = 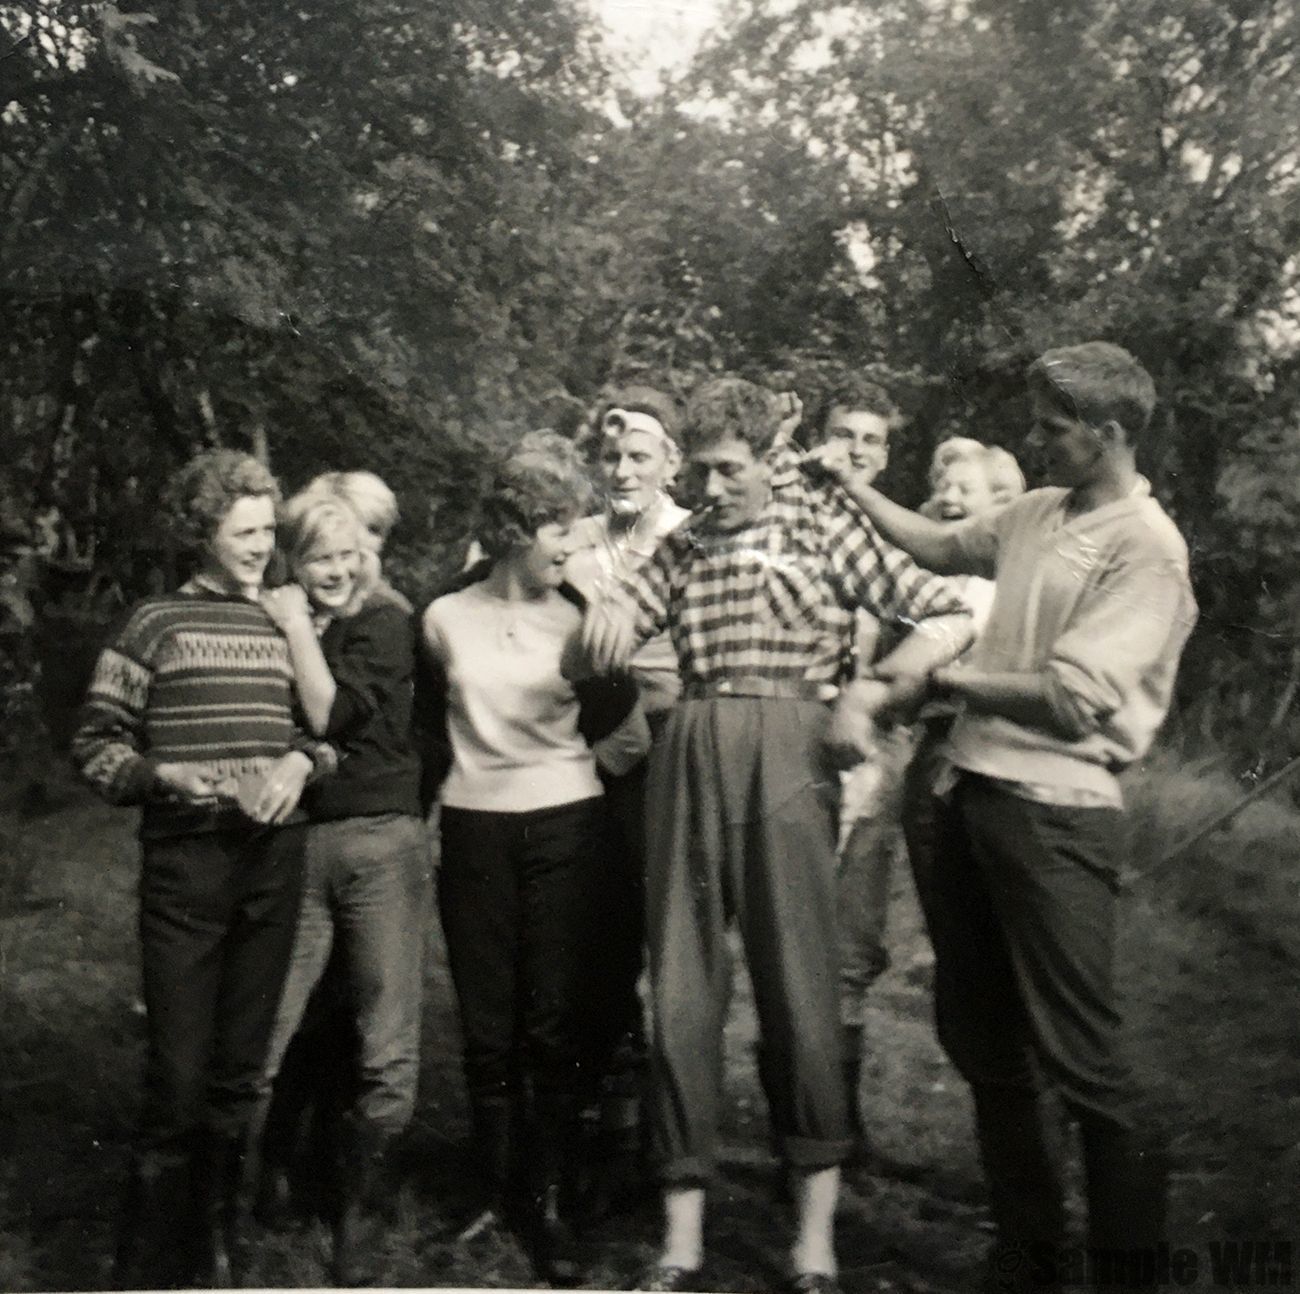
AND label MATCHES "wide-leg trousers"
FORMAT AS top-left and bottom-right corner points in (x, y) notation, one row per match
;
(645, 696), (852, 1183)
